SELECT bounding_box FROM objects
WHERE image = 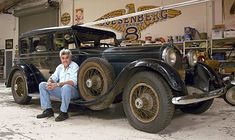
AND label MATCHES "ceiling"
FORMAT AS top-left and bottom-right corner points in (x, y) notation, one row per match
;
(0, 0), (21, 13)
